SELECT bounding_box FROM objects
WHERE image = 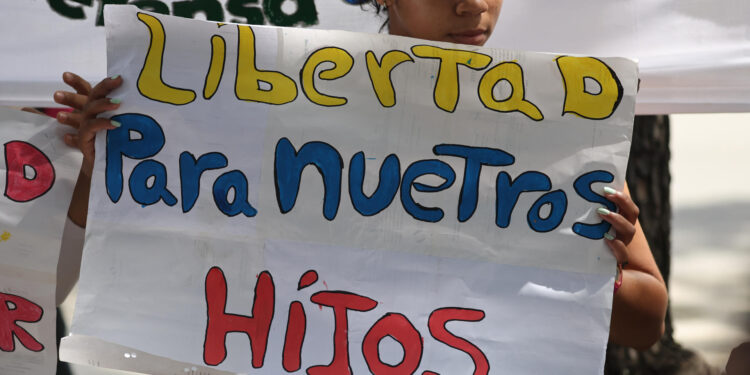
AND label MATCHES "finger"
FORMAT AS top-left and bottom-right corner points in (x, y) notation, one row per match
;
(82, 97), (121, 119)
(89, 75), (123, 101)
(79, 118), (120, 141)
(62, 72), (92, 96)
(604, 236), (629, 265)
(56, 111), (84, 129)
(78, 118), (121, 160)
(53, 90), (88, 111)
(598, 208), (636, 244)
(63, 133), (79, 149)
(603, 187), (639, 224)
